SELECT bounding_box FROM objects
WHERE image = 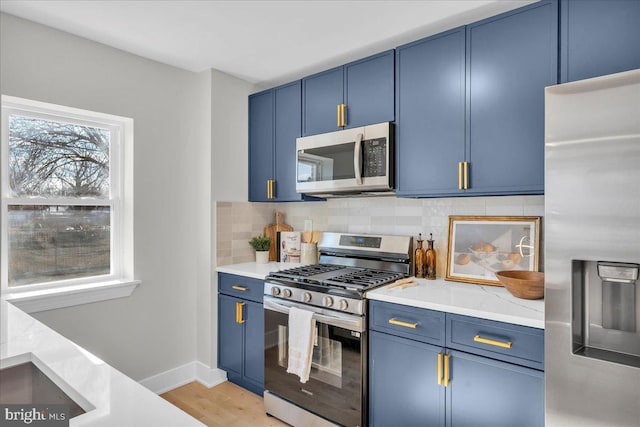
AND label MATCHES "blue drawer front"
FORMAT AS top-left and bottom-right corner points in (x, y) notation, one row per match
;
(446, 313), (544, 370)
(369, 300), (446, 346)
(218, 273), (264, 303)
